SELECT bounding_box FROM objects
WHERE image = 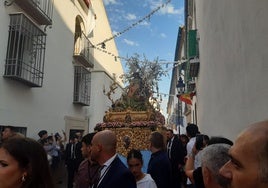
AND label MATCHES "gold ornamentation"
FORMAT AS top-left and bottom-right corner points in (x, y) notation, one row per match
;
(103, 127), (152, 157)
